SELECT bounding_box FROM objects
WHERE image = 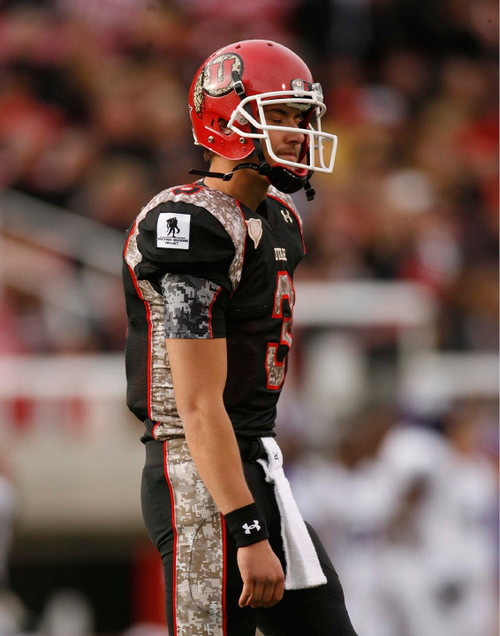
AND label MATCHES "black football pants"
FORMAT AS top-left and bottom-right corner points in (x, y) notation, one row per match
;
(141, 437), (358, 635)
